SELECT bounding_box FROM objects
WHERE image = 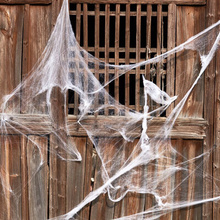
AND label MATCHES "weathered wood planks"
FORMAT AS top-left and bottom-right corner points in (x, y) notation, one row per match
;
(213, 0), (220, 217)
(0, 0), (51, 4)
(176, 6), (205, 118)
(27, 135), (48, 220)
(0, 5), (24, 113)
(70, 0), (206, 5)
